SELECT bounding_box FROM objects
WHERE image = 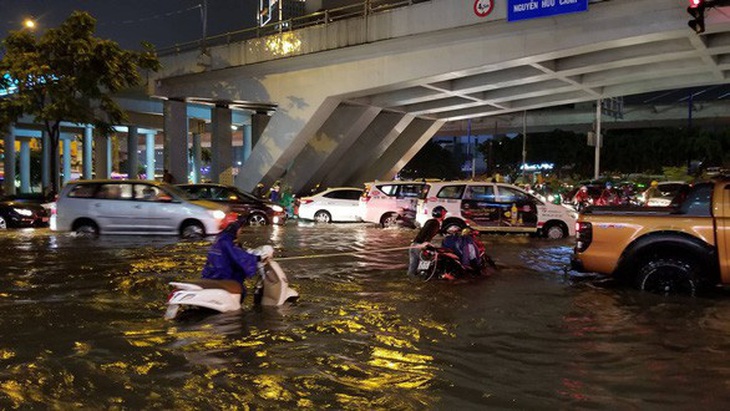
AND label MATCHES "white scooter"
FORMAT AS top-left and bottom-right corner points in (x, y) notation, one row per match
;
(164, 257), (299, 320)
